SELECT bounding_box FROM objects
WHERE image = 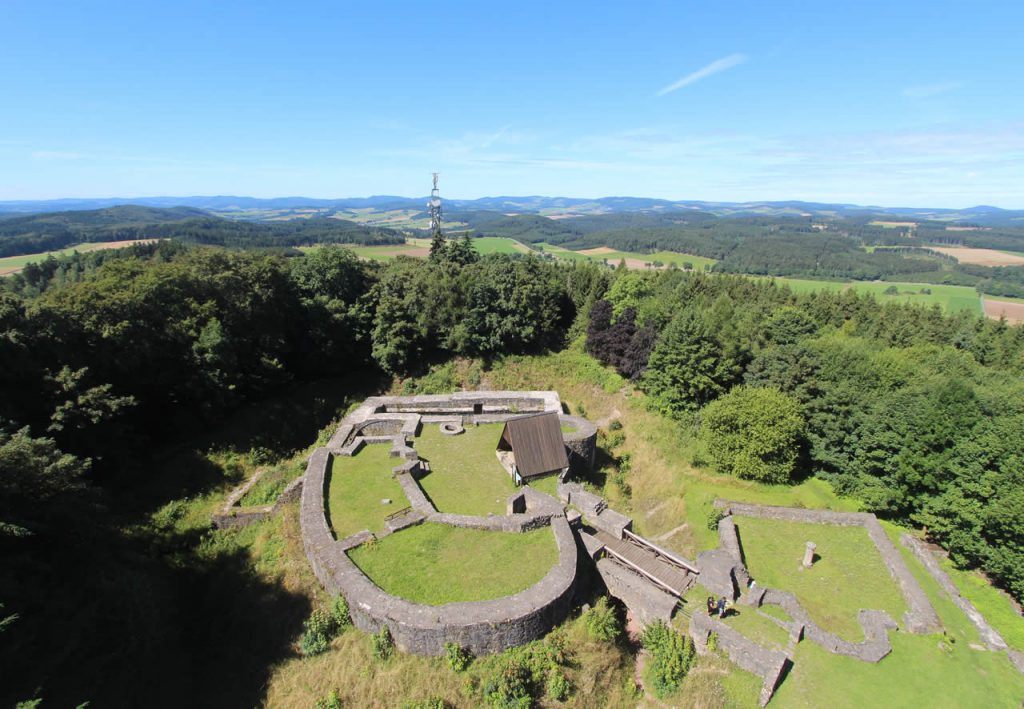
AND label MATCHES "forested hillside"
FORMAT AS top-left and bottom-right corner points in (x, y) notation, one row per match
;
(0, 205), (403, 257)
